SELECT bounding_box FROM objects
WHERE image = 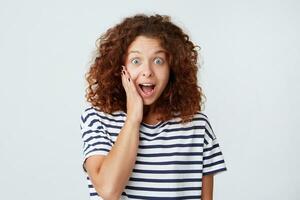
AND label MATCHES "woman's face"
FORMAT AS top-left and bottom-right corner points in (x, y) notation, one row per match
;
(124, 36), (170, 106)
